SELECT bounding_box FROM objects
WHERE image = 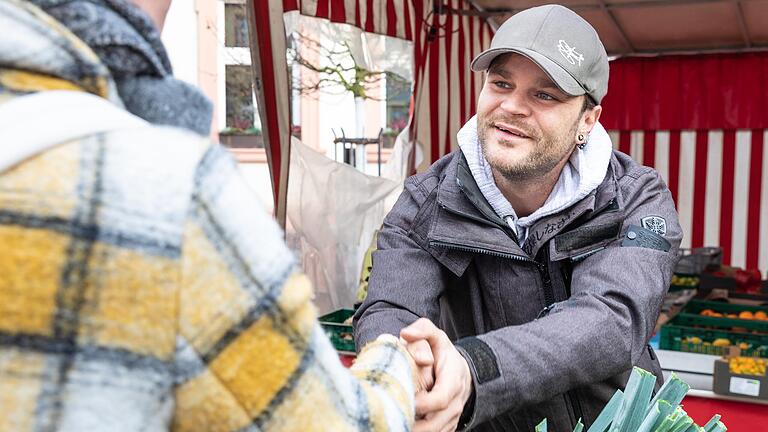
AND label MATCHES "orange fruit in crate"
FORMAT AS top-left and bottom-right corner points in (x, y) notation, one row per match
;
(755, 311), (767, 320)
(700, 309), (715, 316)
(713, 338), (732, 347)
(738, 311), (754, 320)
(729, 356), (767, 376)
